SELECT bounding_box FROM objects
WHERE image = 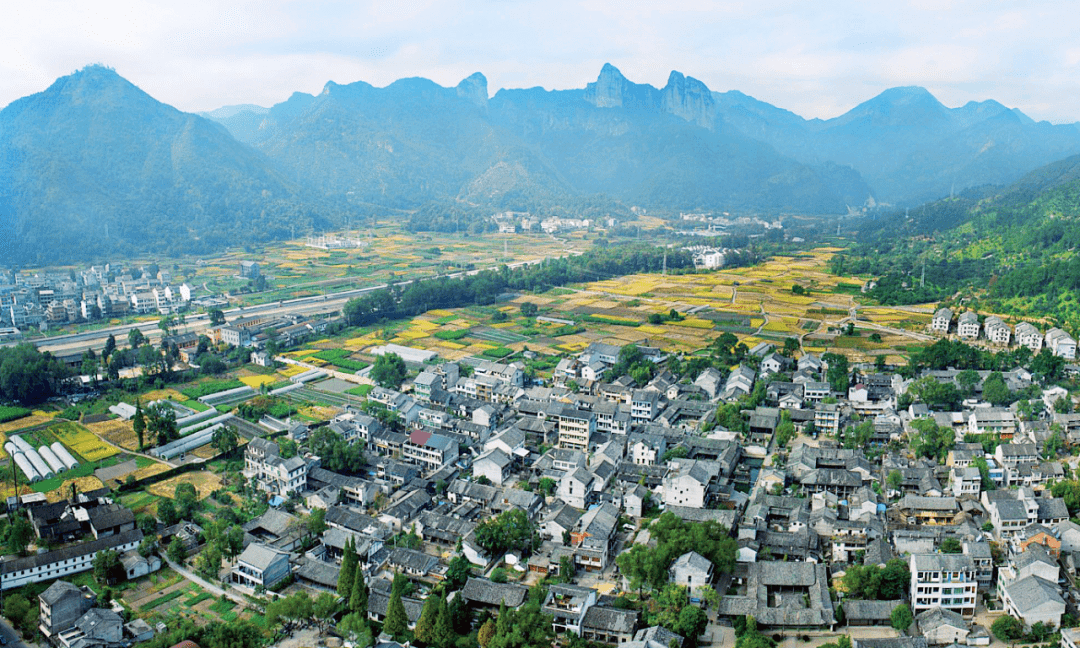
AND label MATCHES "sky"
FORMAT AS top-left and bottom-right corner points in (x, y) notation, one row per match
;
(2, 1), (1079, 123)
